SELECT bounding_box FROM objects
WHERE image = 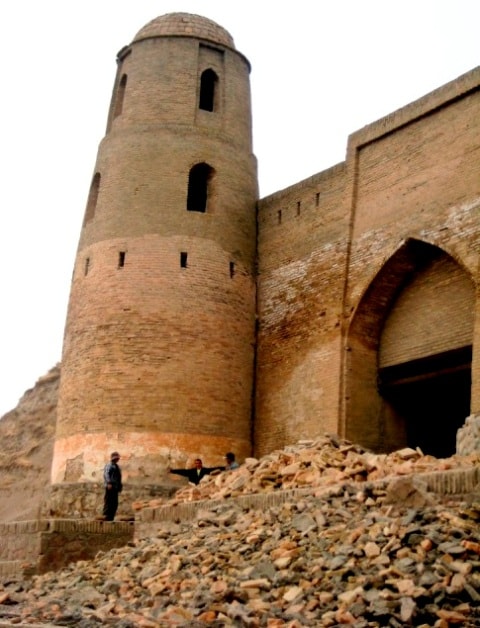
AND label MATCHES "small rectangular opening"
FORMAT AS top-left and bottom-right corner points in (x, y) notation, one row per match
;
(277, 210), (282, 225)
(315, 192), (320, 207)
(296, 201), (301, 216)
(180, 252), (188, 268)
(118, 251), (126, 268)
(84, 257), (90, 276)
(229, 261), (235, 278)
